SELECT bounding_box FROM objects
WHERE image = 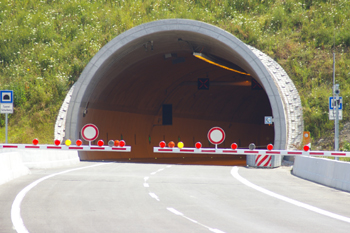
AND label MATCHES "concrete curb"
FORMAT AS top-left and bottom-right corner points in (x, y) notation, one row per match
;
(293, 156), (350, 192)
(0, 149), (80, 185)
